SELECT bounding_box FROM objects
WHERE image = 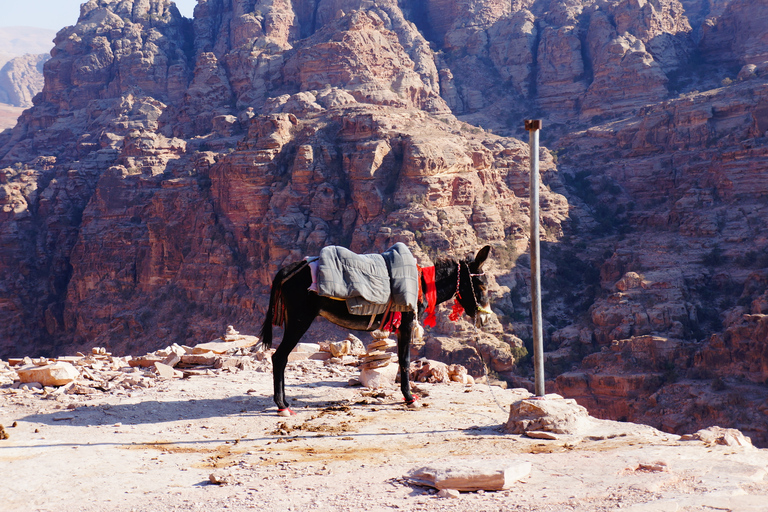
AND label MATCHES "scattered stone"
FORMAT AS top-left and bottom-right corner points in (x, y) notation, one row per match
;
(66, 384), (96, 395)
(17, 362), (80, 387)
(180, 353), (218, 366)
(214, 357), (246, 371)
(128, 355), (164, 368)
(327, 356), (358, 366)
(407, 459), (532, 491)
(329, 335), (366, 357)
(636, 461), (668, 472)
(437, 489), (460, 498)
(448, 364), (473, 385)
(208, 471), (233, 485)
(0, 425), (8, 440)
(154, 362), (180, 379)
(411, 358), (449, 383)
(159, 344), (186, 367)
(370, 330), (390, 340)
(525, 430), (560, 440)
(330, 340), (351, 357)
